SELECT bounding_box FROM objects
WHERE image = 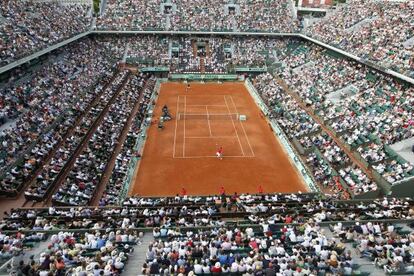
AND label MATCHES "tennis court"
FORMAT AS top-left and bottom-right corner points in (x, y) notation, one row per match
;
(173, 94), (254, 159)
(130, 82), (308, 196)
